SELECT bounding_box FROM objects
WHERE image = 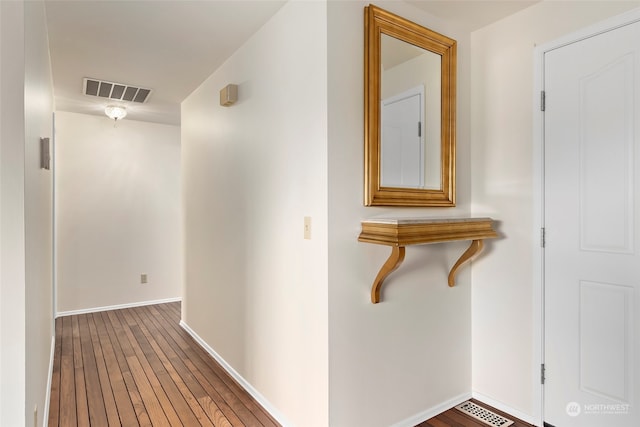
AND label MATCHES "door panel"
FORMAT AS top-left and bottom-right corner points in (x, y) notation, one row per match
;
(580, 280), (632, 402)
(381, 86), (424, 188)
(579, 54), (635, 254)
(544, 19), (640, 427)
